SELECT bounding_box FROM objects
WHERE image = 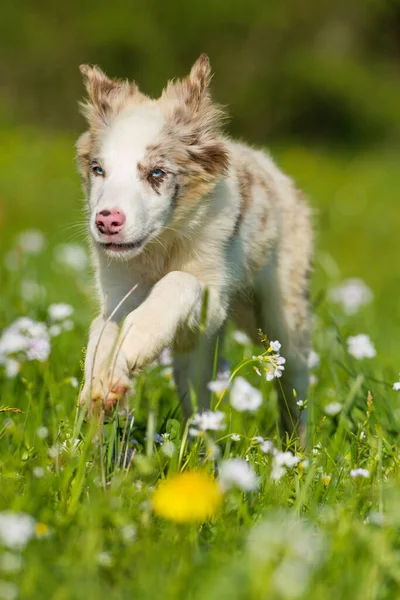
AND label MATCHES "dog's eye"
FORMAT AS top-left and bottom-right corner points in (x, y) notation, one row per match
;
(92, 165), (104, 177)
(150, 168), (165, 178)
